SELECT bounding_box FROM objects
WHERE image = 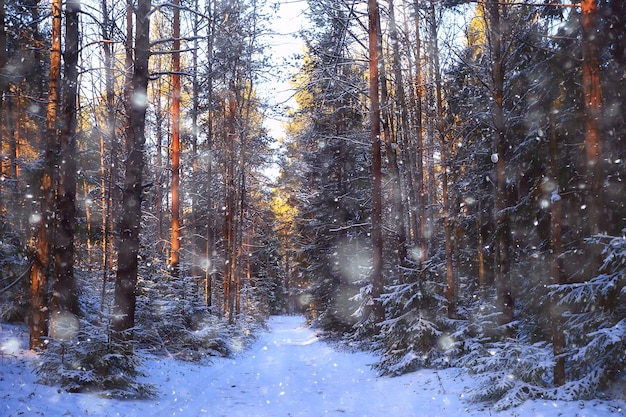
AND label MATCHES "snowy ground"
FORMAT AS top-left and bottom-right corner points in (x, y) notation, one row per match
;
(1, 316), (624, 417)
